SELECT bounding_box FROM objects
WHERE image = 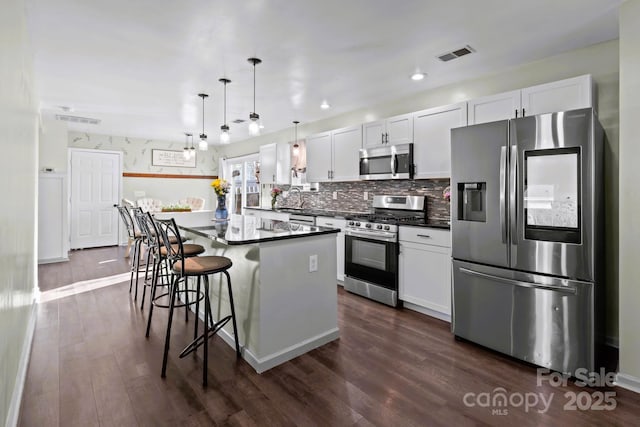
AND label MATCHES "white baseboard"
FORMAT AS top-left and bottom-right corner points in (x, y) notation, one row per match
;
(238, 328), (340, 374)
(37, 256), (69, 265)
(615, 372), (640, 394)
(6, 303), (37, 427)
(187, 298), (339, 374)
(403, 301), (451, 323)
